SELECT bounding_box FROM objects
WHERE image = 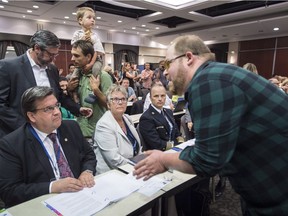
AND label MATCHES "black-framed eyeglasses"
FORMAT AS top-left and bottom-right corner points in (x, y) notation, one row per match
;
(41, 48), (59, 58)
(110, 97), (127, 104)
(34, 103), (61, 113)
(164, 53), (198, 70)
(164, 54), (186, 70)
